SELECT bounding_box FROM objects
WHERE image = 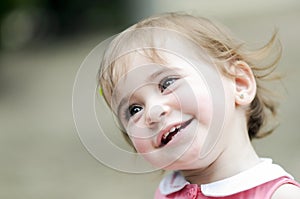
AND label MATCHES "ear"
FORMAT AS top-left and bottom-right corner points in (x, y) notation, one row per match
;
(231, 61), (256, 106)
